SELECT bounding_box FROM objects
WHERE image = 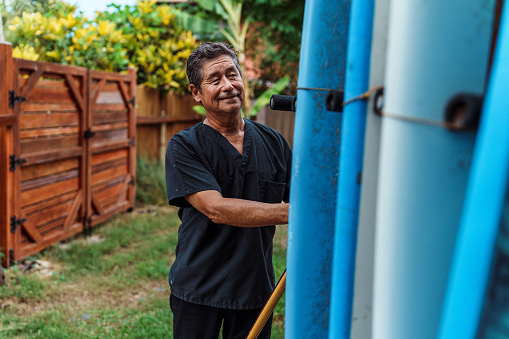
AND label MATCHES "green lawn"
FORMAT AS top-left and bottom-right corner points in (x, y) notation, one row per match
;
(0, 206), (287, 338)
